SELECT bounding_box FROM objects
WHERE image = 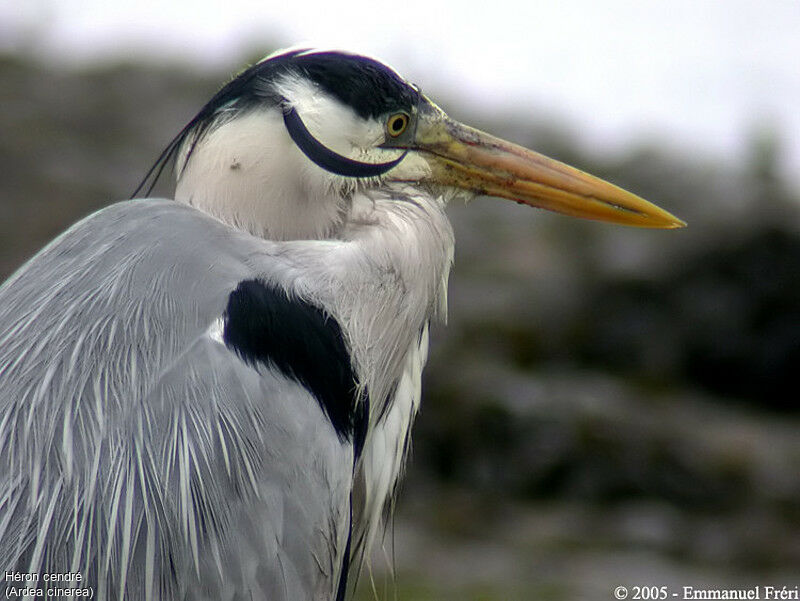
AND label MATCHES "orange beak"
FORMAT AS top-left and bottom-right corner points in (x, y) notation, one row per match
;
(410, 103), (685, 229)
